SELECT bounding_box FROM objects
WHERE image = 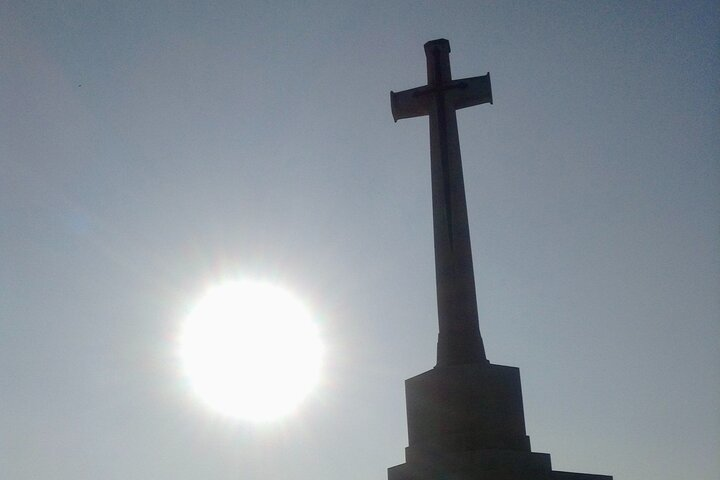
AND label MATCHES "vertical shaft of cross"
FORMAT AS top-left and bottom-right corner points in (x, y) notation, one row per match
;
(424, 40), (487, 366)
